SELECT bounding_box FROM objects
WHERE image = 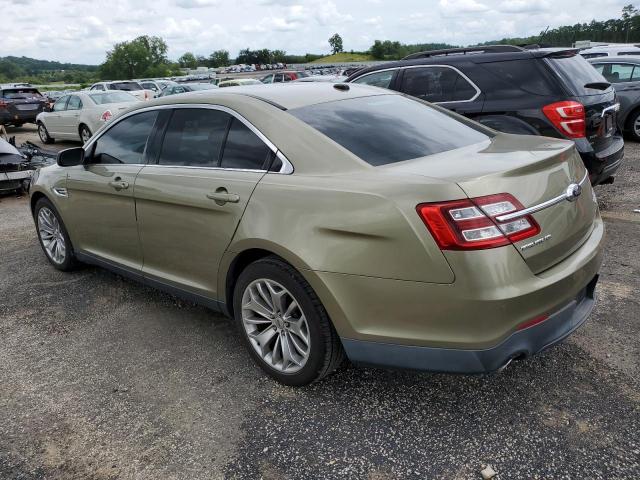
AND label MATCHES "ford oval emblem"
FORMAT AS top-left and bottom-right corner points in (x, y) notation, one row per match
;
(565, 183), (582, 202)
